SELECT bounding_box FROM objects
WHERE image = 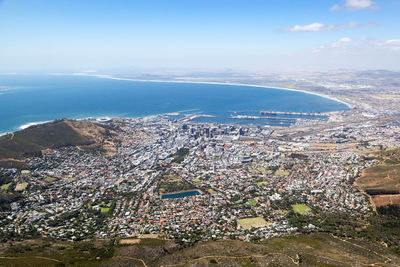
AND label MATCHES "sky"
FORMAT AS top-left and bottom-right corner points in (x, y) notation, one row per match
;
(0, 0), (399, 73)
